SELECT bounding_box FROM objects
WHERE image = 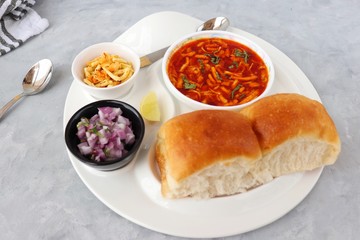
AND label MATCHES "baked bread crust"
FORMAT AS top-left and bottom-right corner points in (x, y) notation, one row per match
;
(155, 93), (341, 198)
(156, 110), (262, 182)
(239, 93), (341, 157)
